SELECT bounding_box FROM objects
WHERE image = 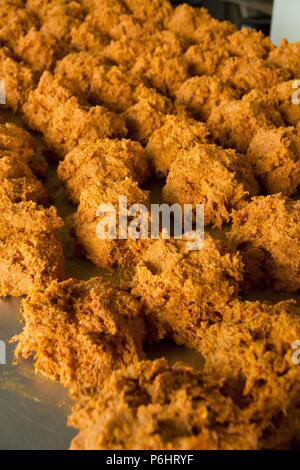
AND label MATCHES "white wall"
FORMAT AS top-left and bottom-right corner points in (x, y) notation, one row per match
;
(271, 0), (300, 45)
